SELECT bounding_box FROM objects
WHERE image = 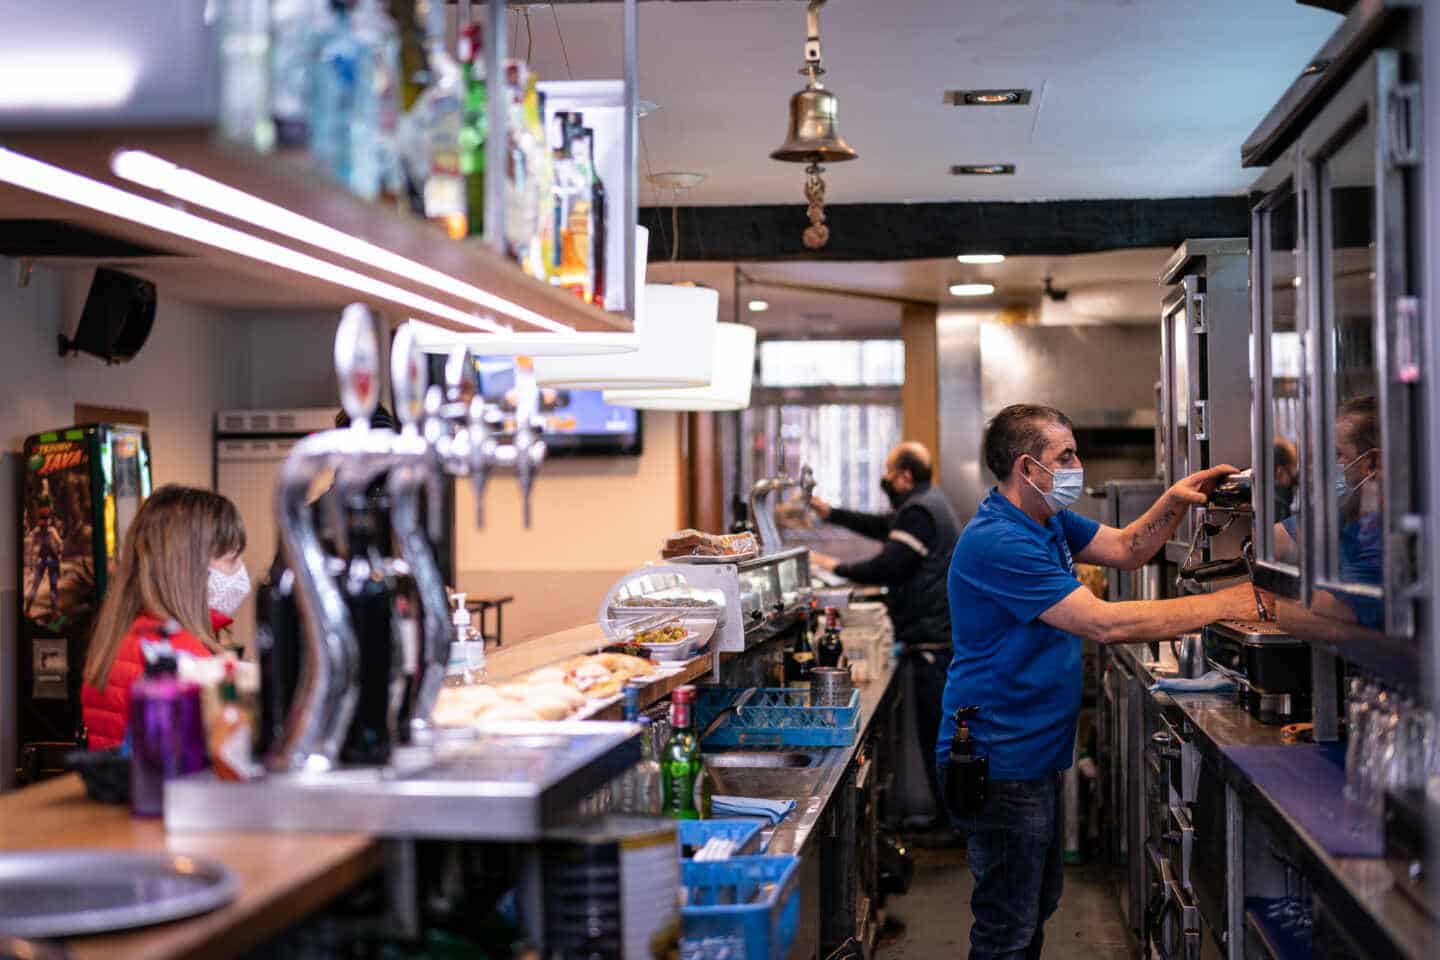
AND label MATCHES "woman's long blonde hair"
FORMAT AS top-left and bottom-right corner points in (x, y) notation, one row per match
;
(84, 485), (246, 691)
